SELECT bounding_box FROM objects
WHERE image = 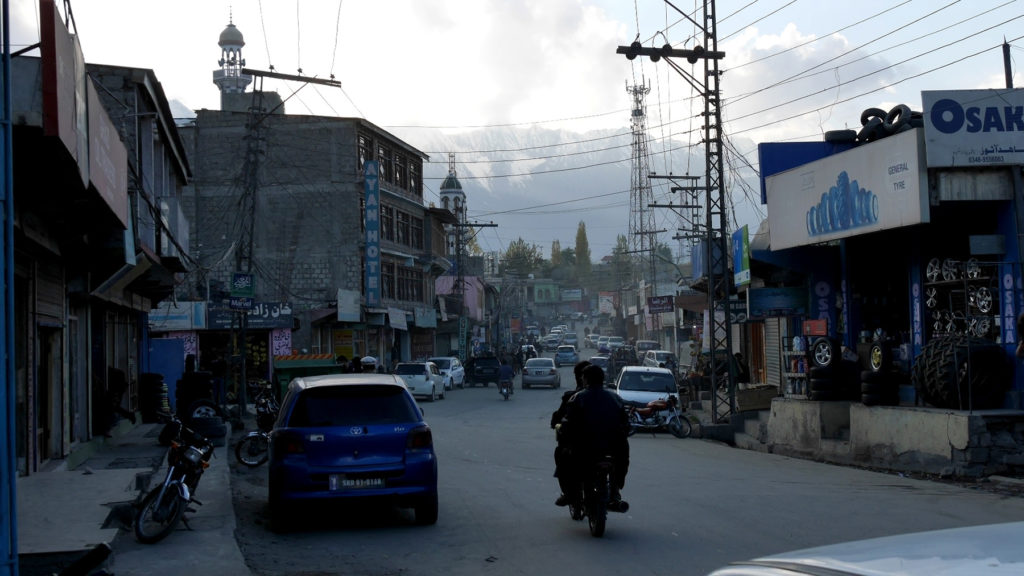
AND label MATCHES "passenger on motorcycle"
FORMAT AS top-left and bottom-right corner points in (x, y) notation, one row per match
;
(552, 360), (590, 506)
(557, 365), (630, 510)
